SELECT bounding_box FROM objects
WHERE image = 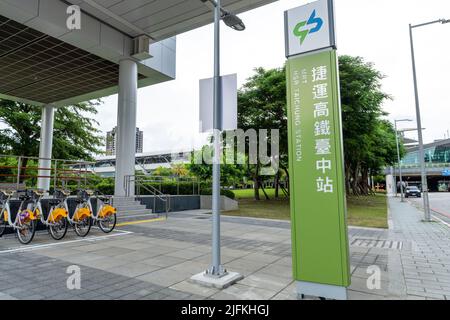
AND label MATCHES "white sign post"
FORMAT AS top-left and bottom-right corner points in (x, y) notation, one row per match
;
(284, 0), (336, 57)
(199, 74), (238, 133)
(285, 0), (350, 301)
